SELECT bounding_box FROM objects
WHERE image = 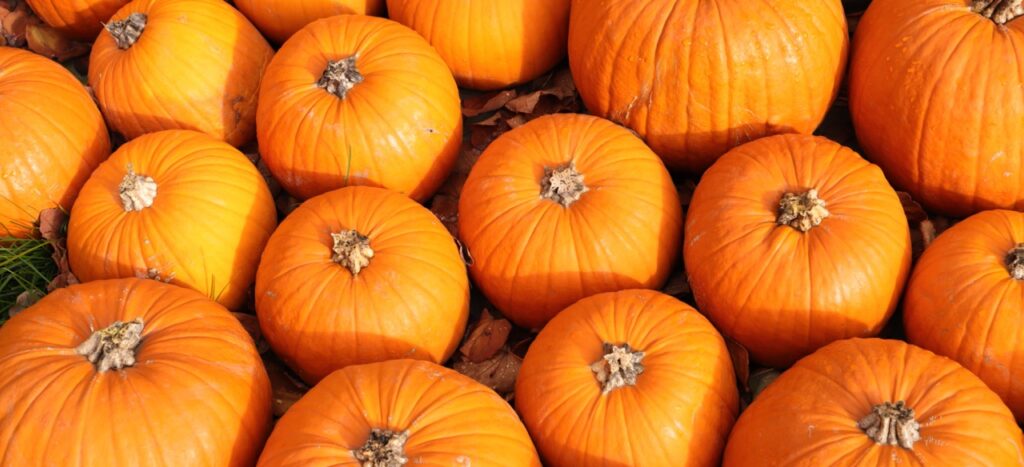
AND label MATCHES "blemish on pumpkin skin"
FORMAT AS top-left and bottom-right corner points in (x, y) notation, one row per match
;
(230, 96), (244, 125)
